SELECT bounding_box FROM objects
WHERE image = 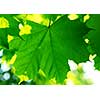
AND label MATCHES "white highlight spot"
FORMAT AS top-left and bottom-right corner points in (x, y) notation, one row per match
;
(68, 59), (77, 71)
(80, 60), (95, 73)
(0, 49), (3, 56)
(1, 61), (10, 72)
(3, 72), (10, 80)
